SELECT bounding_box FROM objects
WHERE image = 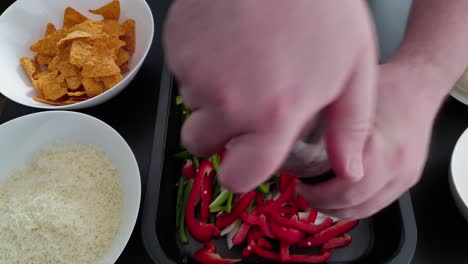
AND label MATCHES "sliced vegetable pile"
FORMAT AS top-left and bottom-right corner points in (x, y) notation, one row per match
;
(175, 97), (358, 263)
